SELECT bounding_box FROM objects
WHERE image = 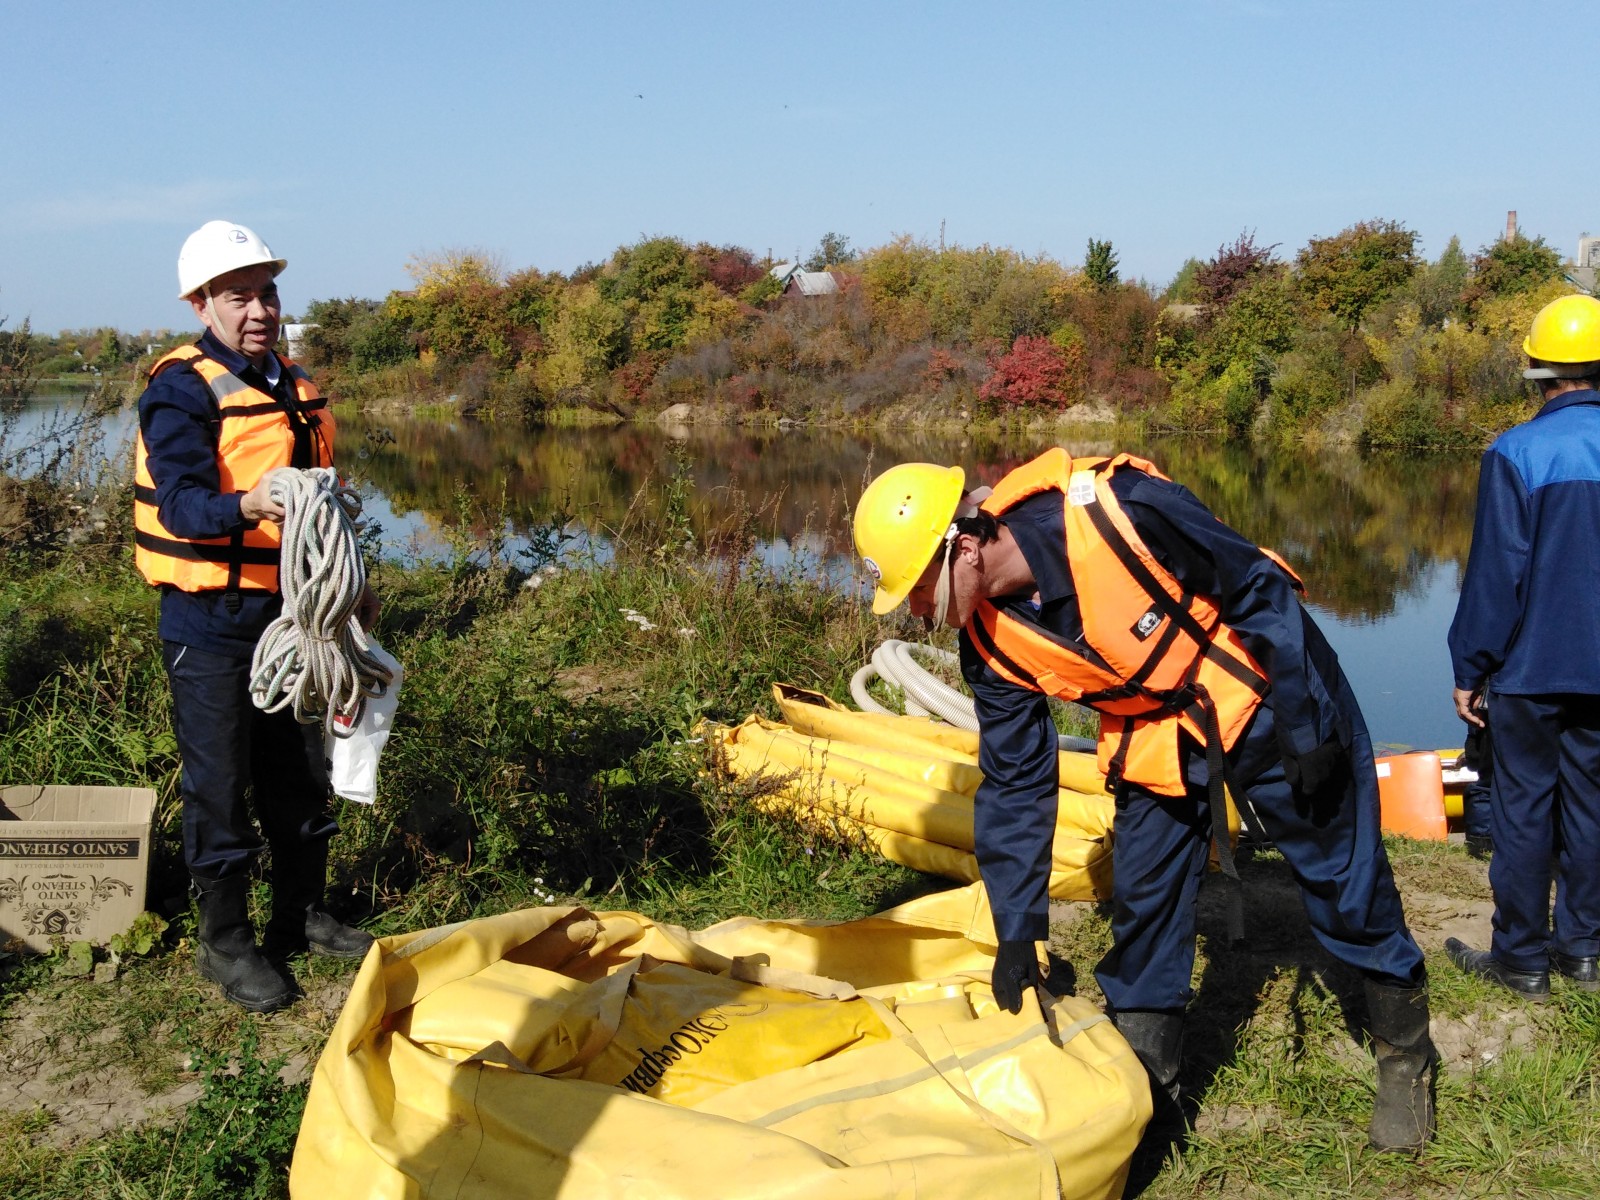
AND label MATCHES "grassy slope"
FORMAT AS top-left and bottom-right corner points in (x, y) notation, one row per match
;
(1, 505), (1595, 1198)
